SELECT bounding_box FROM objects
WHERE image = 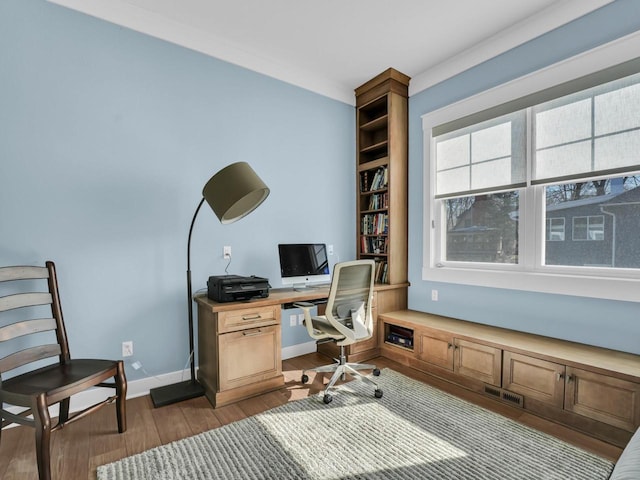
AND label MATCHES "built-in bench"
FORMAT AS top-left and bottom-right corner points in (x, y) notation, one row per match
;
(378, 310), (640, 449)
